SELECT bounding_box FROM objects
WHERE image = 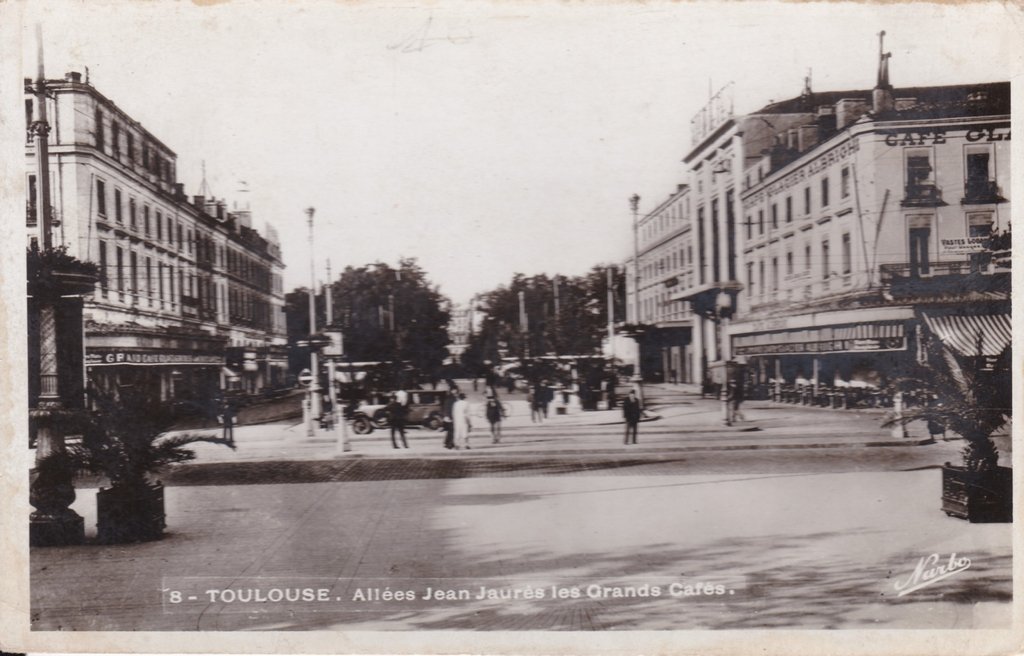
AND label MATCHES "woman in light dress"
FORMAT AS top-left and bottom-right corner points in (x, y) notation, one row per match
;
(452, 393), (473, 449)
